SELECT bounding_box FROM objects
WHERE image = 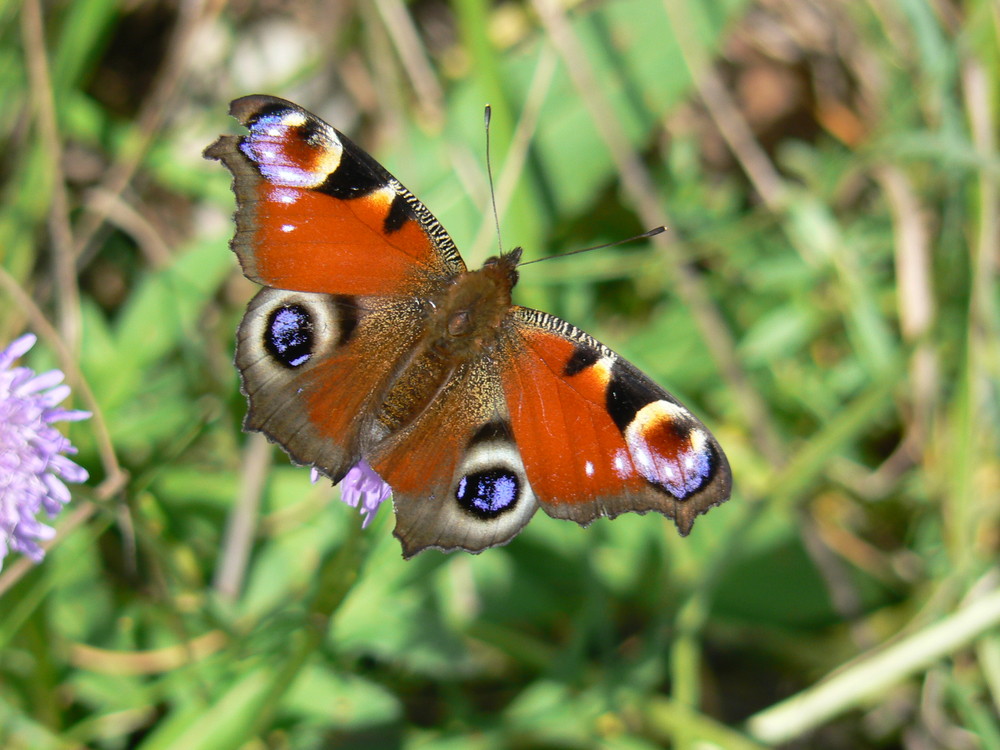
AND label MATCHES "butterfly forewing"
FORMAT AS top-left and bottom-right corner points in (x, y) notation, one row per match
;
(205, 95), (465, 297)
